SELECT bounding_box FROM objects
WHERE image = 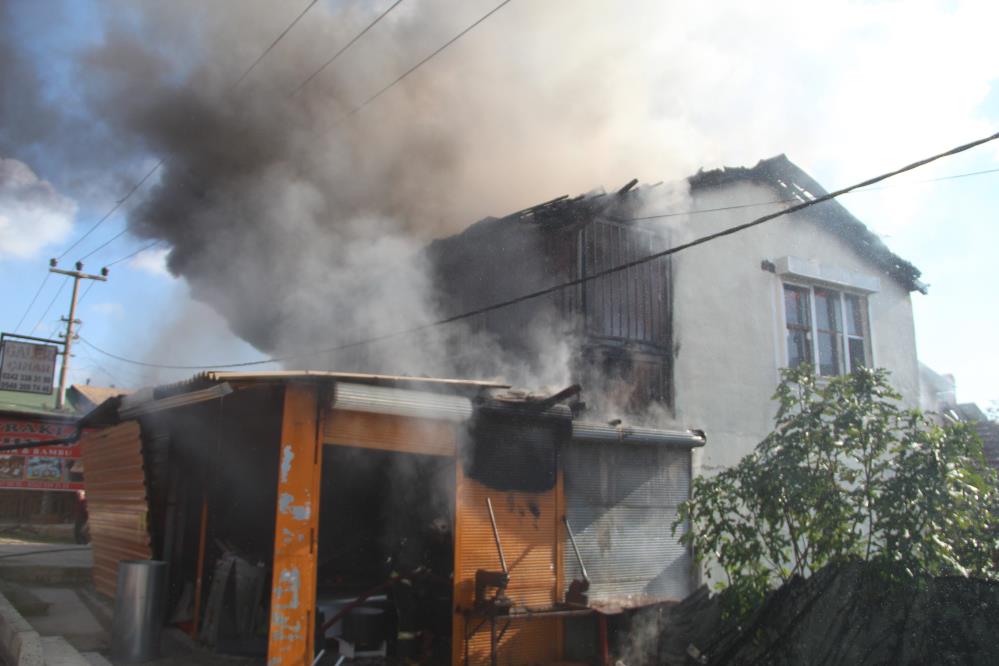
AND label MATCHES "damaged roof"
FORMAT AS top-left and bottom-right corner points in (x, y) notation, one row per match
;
(689, 154), (926, 293)
(122, 370), (510, 408)
(67, 384), (133, 414)
(433, 154), (925, 294)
